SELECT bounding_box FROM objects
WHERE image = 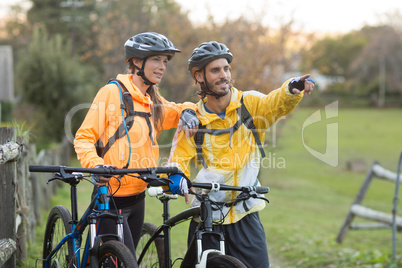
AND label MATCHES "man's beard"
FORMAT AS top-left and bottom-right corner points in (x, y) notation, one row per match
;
(204, 79), (231, 97)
